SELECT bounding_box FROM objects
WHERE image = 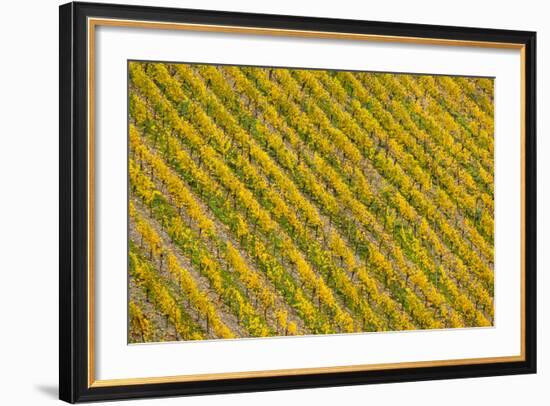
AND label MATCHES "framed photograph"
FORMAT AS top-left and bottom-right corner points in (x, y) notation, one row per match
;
(59, 1), (536, 403)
